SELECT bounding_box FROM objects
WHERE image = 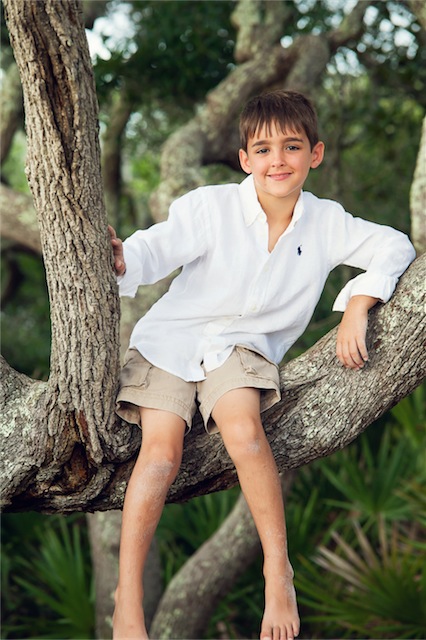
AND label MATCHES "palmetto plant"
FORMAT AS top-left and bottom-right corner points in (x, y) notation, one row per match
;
(296, 518), (426, 639)
(319, 428), (420, 532)
(293, 385), (426, 640)
(158, 486), (241, 583)
(390, 383), (425, 449)
(2, 516), (95, 639)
